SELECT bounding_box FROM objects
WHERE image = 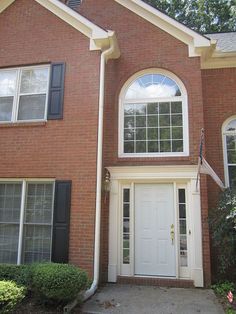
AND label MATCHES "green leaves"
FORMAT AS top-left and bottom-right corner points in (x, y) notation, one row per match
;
(144, 0), (236, 33)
